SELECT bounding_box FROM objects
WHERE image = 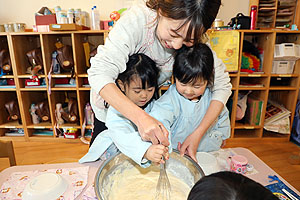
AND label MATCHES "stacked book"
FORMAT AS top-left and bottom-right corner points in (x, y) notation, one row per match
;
(264, 101), (291, 134)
